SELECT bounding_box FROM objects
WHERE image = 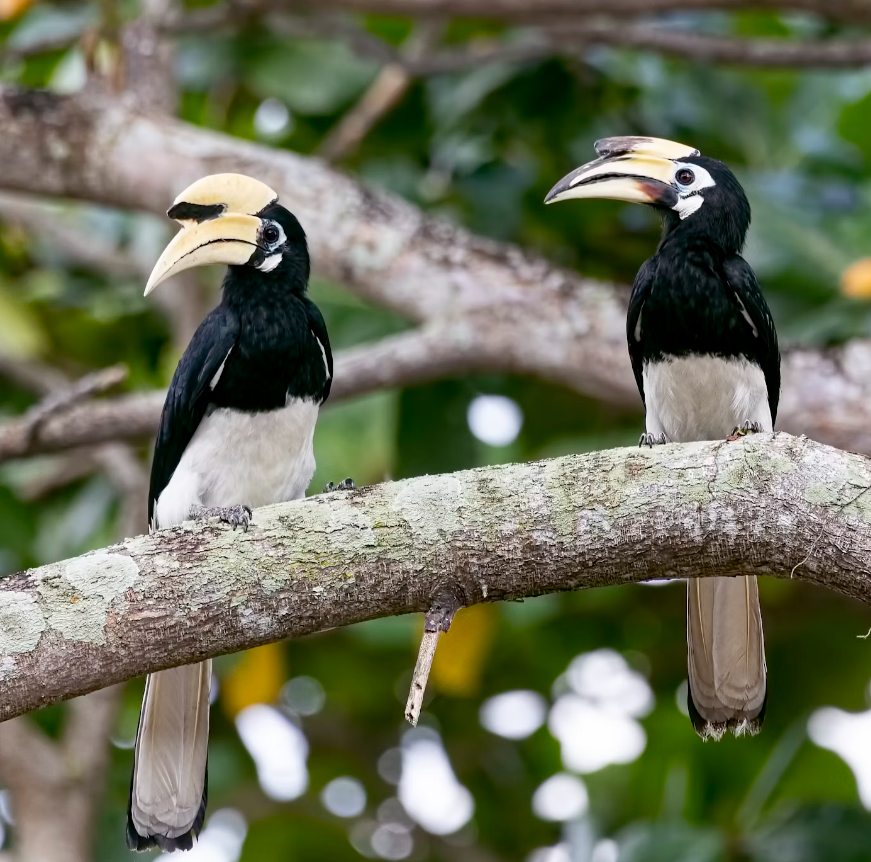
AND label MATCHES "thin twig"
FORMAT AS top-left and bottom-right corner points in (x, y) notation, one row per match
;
(319, 21), (443, 162)
(405, 589), (464, 726)
(20, 364), (128, 444)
